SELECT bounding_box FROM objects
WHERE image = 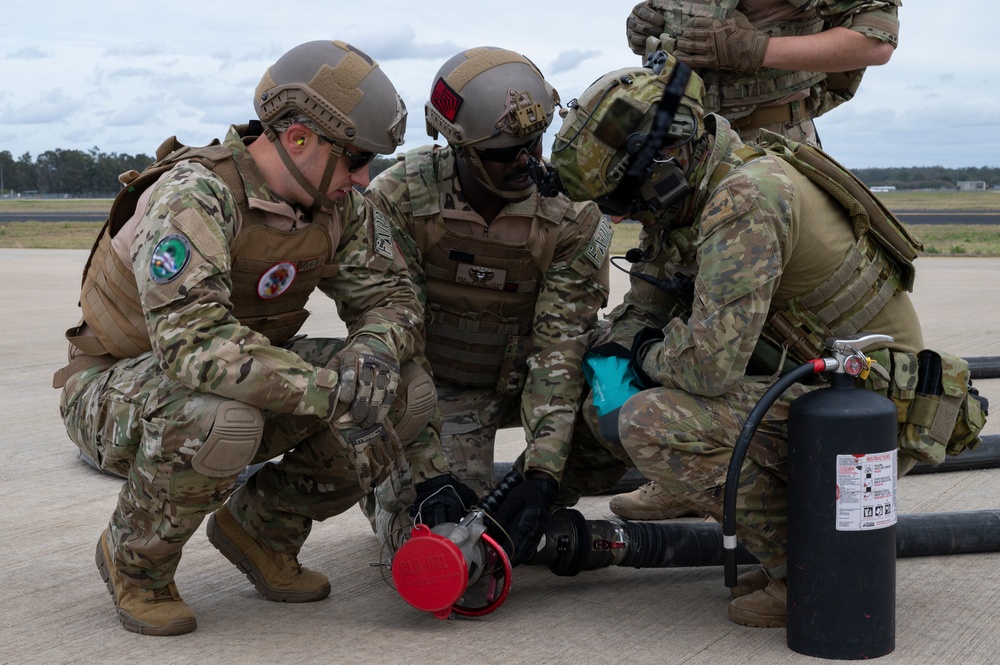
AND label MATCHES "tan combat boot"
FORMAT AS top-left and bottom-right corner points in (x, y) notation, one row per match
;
(206, 506), (330, 602)
(730, 567), (770, 598)
(608, 481), (703, 520)
(95, 529), (197, 636)
(728, 576), (787, 627)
